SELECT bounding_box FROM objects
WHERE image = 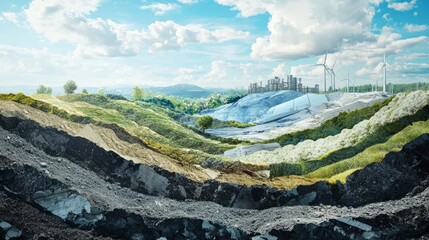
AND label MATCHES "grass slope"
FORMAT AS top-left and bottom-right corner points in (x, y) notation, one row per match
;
(265, 97), (392, 146)
(306, 118), (429, 182)
(55, 94), (235, 154)
(270, 104), (429, 177)
(1, 93), (233, 164)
